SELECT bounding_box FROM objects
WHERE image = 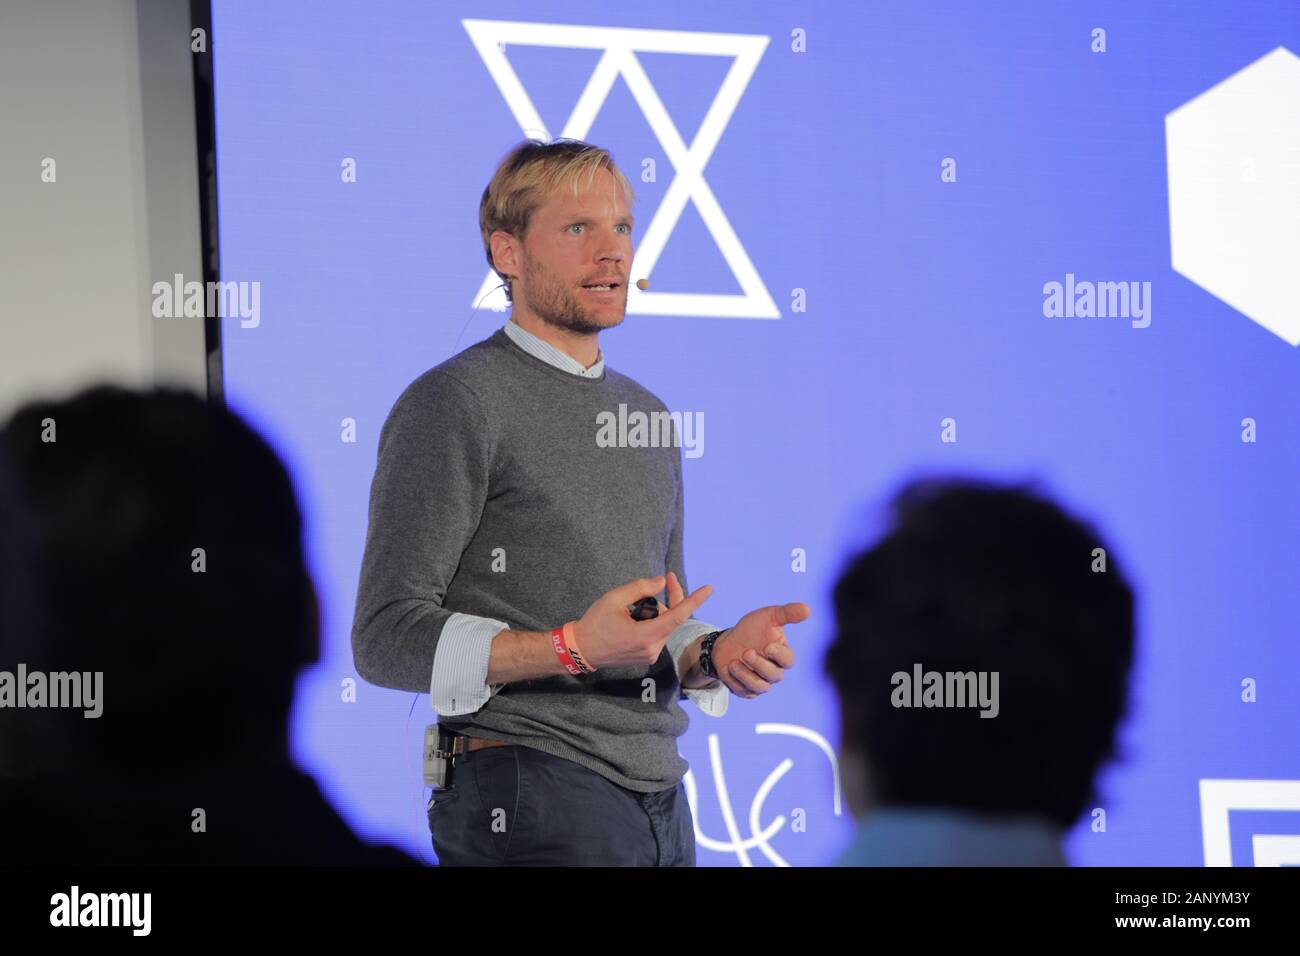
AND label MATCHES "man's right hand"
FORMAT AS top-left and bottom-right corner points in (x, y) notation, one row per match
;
(572, 575), (714, 670)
